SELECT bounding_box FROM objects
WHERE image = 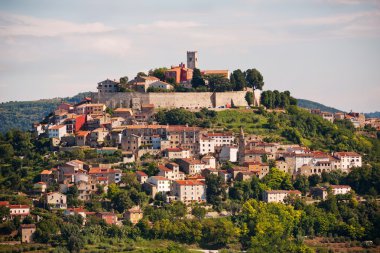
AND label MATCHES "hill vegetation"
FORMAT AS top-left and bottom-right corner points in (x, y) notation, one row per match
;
(0, 92), (92, 133)
(297, 99), (343, 113)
